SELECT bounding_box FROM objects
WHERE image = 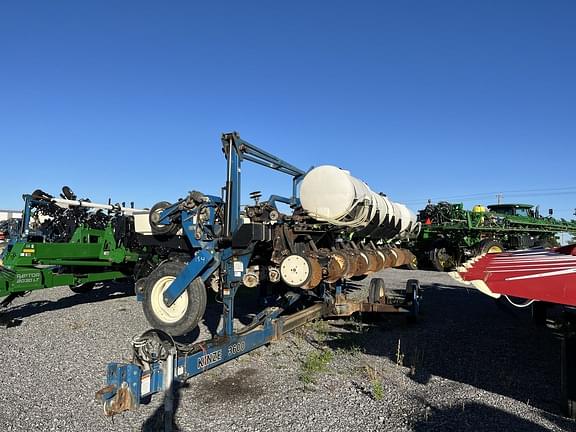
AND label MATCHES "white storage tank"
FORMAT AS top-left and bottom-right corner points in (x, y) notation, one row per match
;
(299, 165), (418, 239)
